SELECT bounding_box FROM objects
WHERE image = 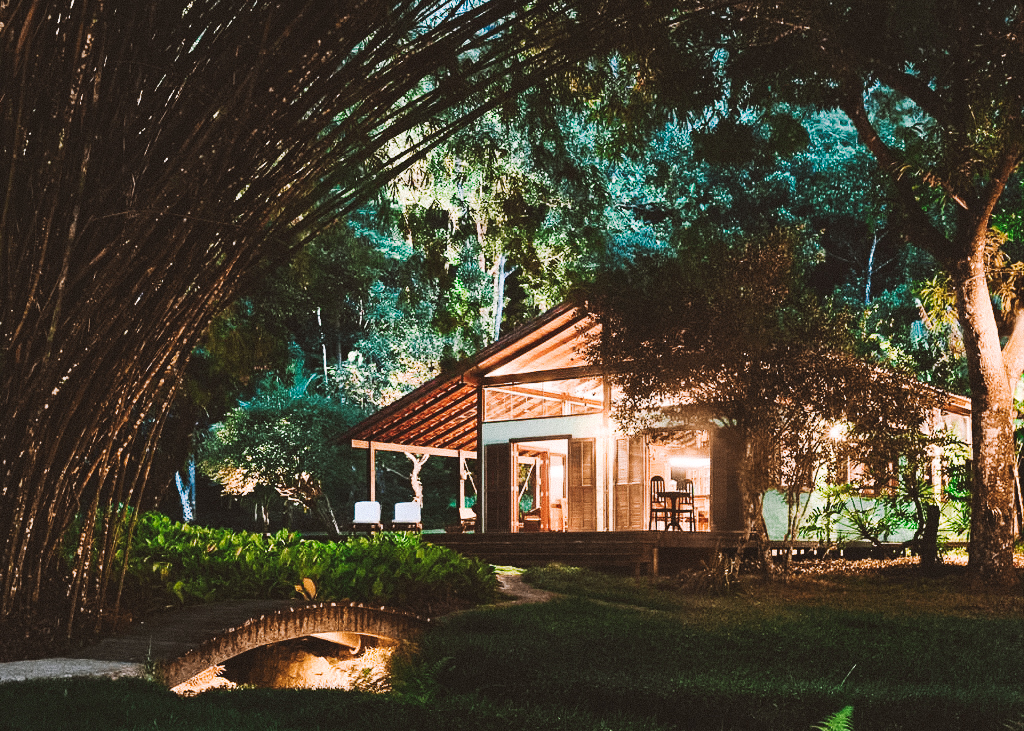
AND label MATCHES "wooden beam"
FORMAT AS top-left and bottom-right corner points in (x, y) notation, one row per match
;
(472, 311), (587, 376)
(351, 440), (478, 460)
(481, 364), (608, 387)
(488, 384), (604, 408)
